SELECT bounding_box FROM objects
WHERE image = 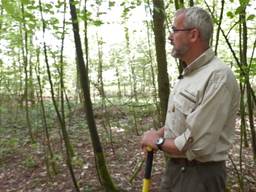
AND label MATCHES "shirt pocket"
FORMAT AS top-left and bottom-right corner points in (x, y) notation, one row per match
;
(173, 89), (197, 115)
